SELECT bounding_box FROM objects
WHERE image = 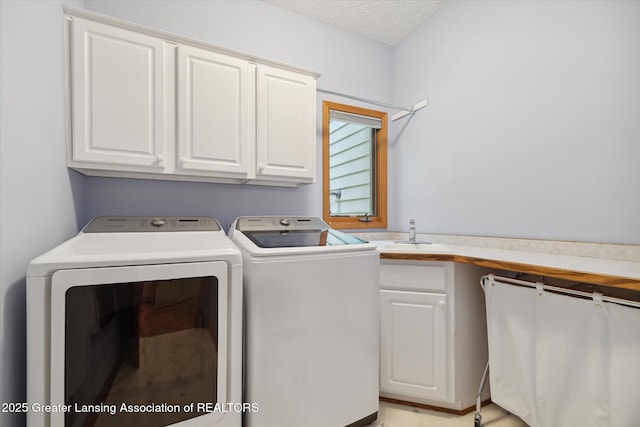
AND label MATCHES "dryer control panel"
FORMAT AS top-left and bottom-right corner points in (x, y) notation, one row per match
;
(83, 216), (221, 232)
